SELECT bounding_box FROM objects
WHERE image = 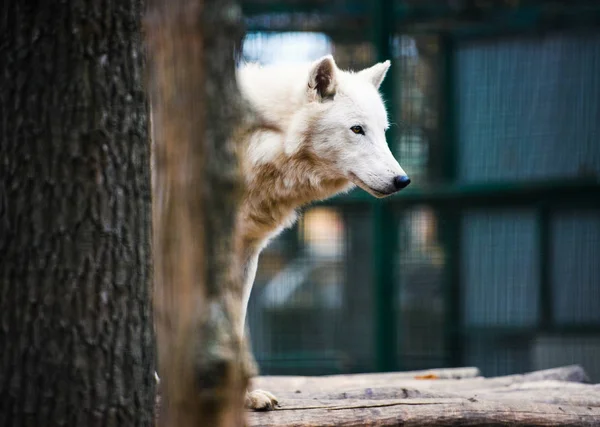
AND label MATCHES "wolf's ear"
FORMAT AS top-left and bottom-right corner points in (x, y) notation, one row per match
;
(359, 60), (391, 89)
(308, 55), (337, 101)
